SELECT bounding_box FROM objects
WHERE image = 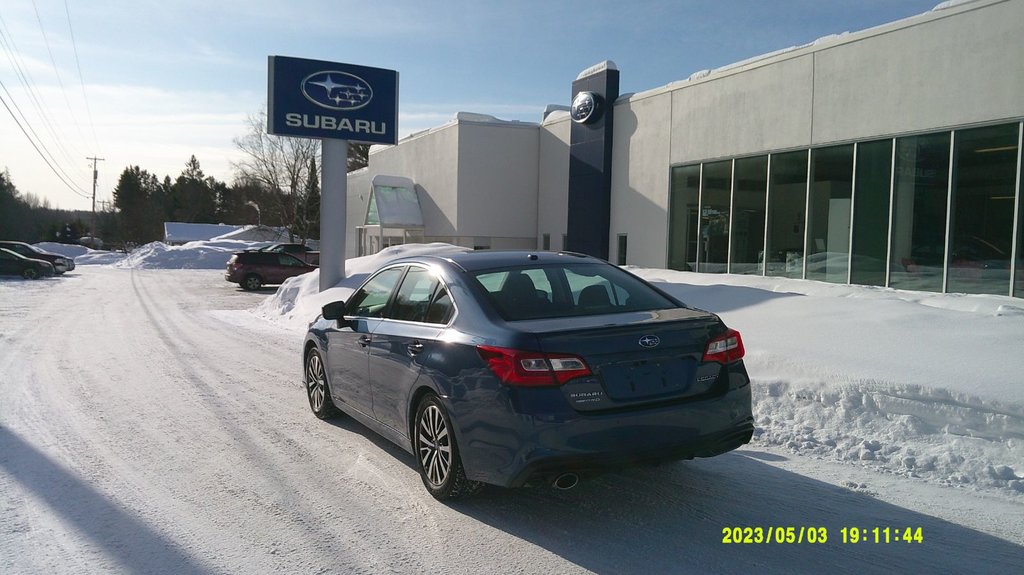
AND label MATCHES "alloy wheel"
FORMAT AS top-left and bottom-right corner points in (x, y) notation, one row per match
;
(417, 404), (452, 487)
(306, 352), (327, 412)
